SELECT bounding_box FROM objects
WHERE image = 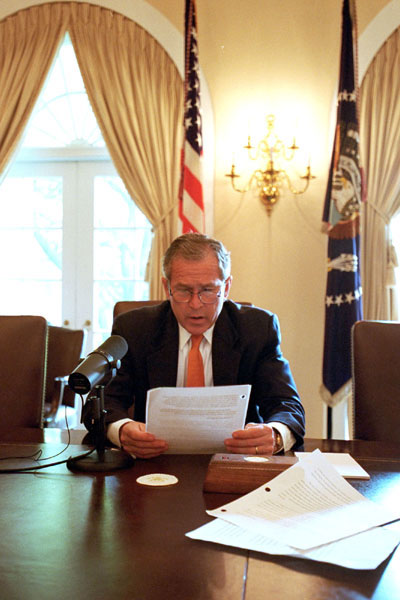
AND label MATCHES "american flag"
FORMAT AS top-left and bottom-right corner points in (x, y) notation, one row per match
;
(321, 0), (364, 427)
(178, 0), (205, 233)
